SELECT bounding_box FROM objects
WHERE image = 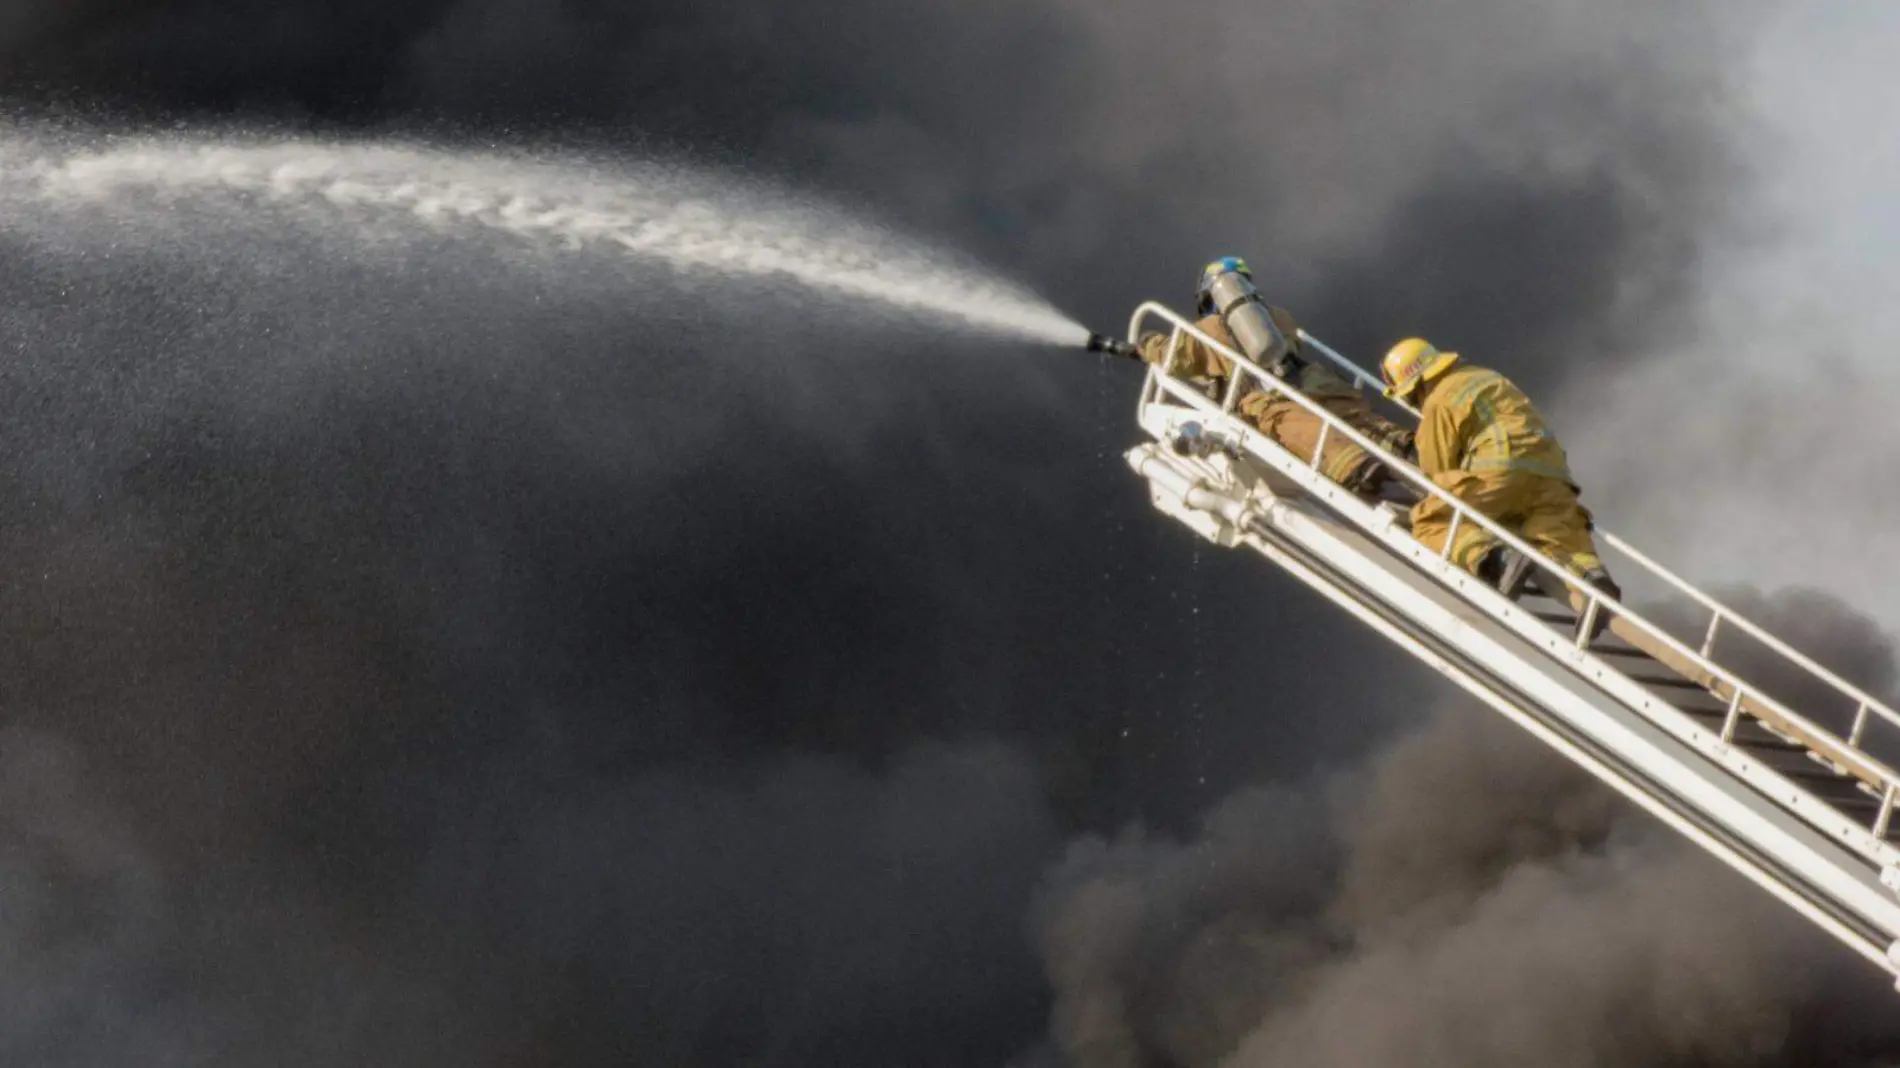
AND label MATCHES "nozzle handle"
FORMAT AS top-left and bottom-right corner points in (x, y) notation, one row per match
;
(1086, 333), (1140, 360)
